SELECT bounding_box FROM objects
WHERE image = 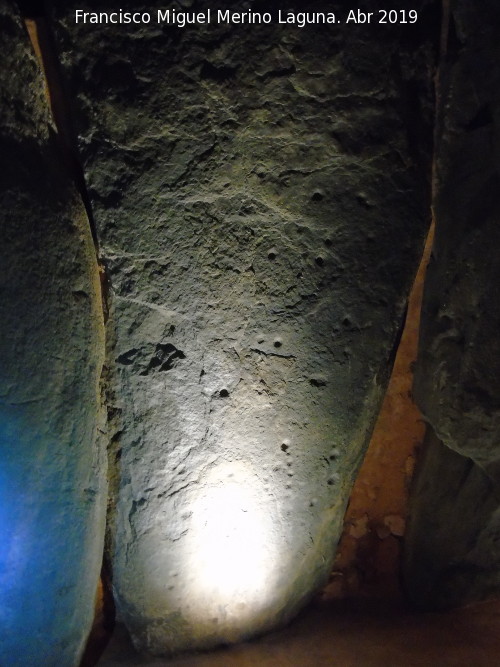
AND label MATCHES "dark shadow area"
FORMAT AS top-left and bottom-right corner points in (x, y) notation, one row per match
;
(98, 597), (500, 666)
